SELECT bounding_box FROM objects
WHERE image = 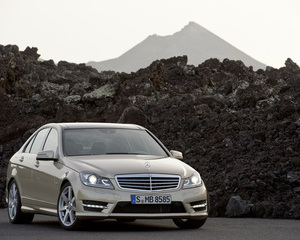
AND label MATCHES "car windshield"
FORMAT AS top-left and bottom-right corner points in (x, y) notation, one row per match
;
(63, 128), (168, 157)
